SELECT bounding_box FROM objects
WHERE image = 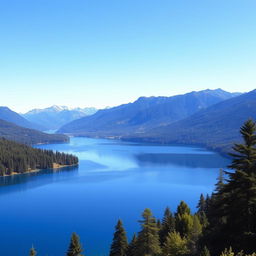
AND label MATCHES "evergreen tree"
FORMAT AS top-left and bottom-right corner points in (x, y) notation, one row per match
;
(109, 219), (128, 256)
(29, 246), (37, 256)
(175, 201), (193, 238)
(197, 194), (209, 227)
(135, 208), (162, 256)
(200, 246), (210, 256)
(187, 215), (203, 255)
(204, 120), (256, 254)
(126, 233), (137, 256)
(66, 233), (84, 256)
(162, 231), (189, 256)
(159, 207), (175, 246)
